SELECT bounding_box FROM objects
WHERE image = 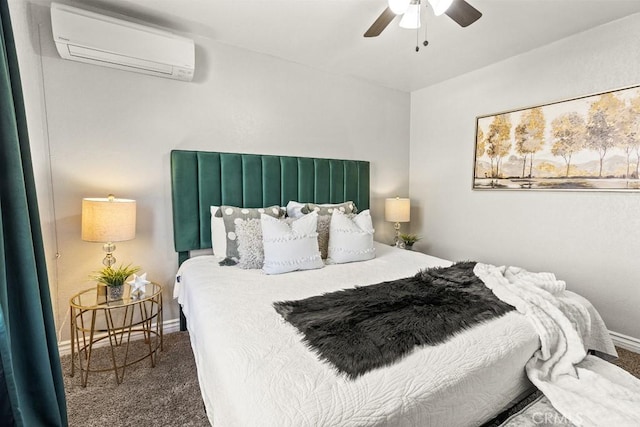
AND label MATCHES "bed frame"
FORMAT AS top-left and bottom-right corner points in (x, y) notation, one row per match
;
(170, 149), (370, 329)
(169, 150), (543, 426)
